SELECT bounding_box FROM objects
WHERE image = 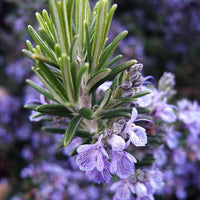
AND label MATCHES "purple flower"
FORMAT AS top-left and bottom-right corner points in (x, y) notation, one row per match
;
(125, 108), (147, 147)
(153, 145), (167, 167)
(137, 86), (153, 107)
(163, 125), (181, 149)
(107, 134), (126, 151)
(76, 134), (111, 183)
(150, 89), (177, 123)
(178, 99), (200, 137)
(86, 157), (111, 184)
(110, 150), (136, 179)
(155, 101), (177, 123)
(111, 179), (135, 200)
